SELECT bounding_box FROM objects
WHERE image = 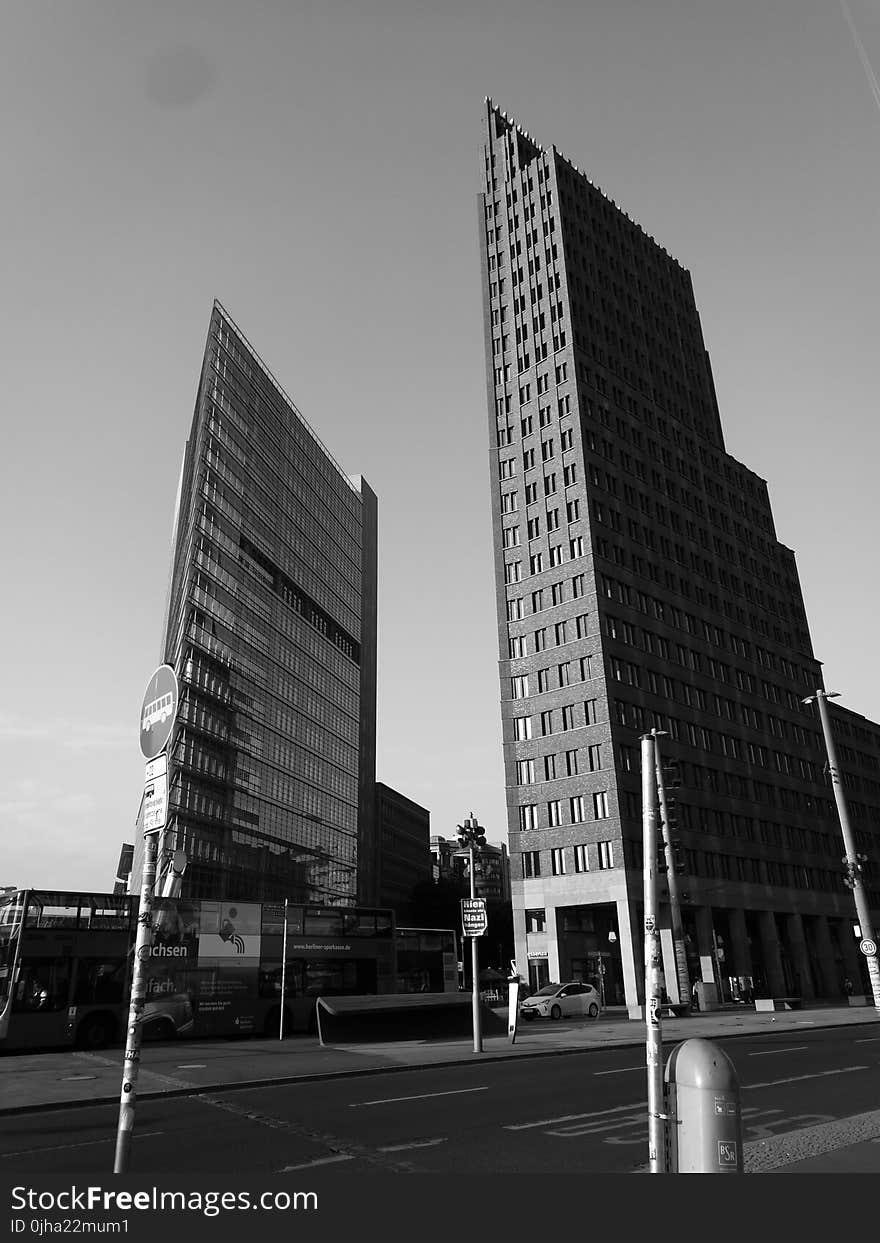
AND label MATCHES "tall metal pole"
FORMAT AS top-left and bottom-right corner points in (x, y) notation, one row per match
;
(114, 829), (158, 1174)
(470, 843), (483, 1053)
(810, 690), (880, 1012)
(652, 730), (690, 1007)
(641, 733), (666, 1173)
(279, 898), (289, 1039)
